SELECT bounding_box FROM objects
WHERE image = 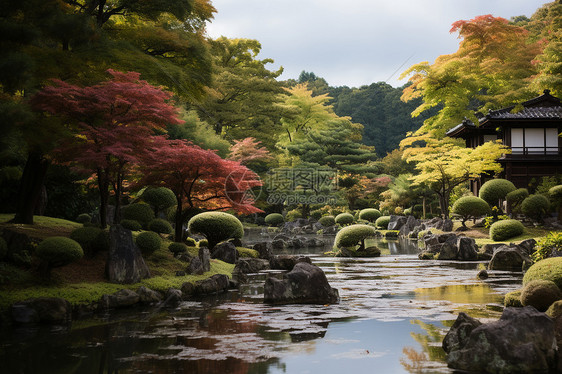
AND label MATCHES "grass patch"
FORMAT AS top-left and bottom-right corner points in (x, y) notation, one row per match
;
(0, 214), (82, 239)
